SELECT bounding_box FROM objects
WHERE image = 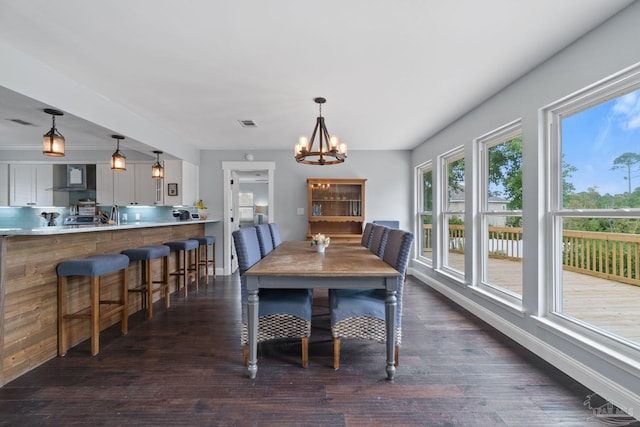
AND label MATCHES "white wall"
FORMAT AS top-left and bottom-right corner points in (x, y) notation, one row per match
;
(199, 149), (411, 265)
(411, 2), (640, 414)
